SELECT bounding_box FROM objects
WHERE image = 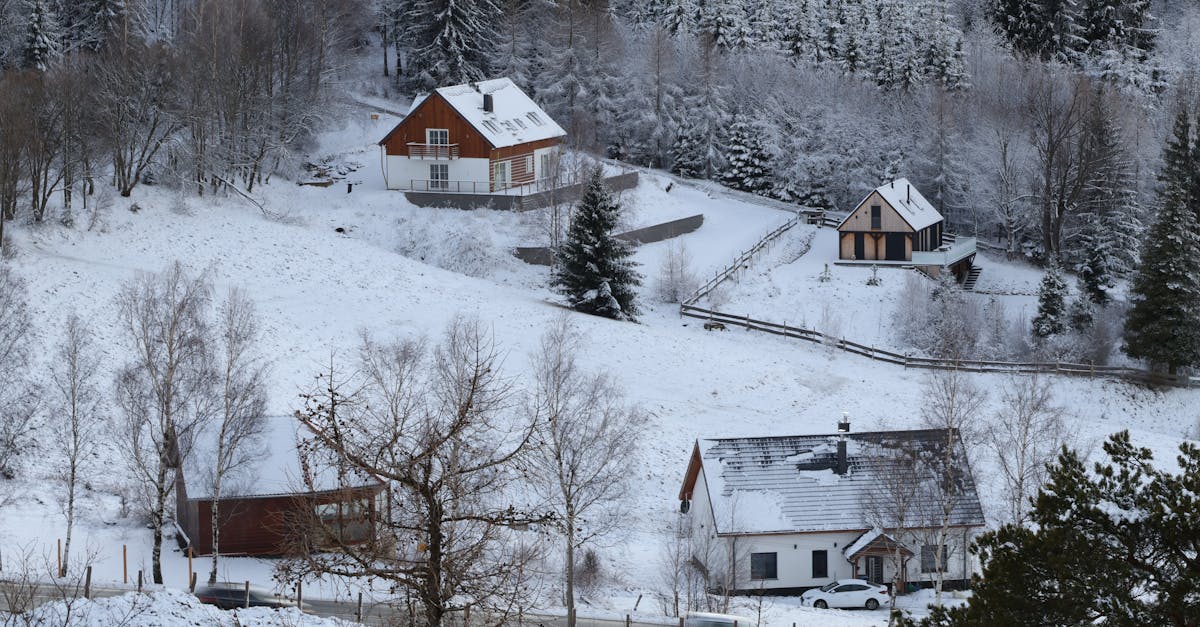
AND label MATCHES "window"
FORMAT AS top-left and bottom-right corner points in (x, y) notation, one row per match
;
(429, 163), (448, 190)
(750, 552), (777, 580)
(812, 550), (828, 578)
(514, 118), (527, 129)
(921, 545), (946, 573)
(870, 204), (882, 229)
(527, 111), (544, 126)
(426, 129), (449, 145)
(482, 120), (501, 133)
(493, 161), (510, 190)
(525, 155), (533, 174)
(540, 153), (555, 180)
